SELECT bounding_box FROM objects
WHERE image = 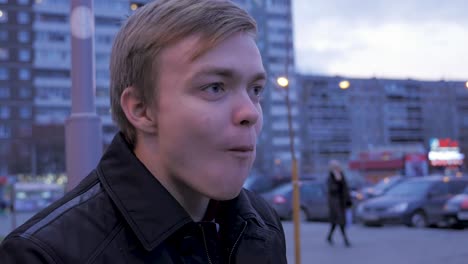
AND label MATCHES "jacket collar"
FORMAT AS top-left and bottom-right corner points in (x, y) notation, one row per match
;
(97, 133), (265, 251)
